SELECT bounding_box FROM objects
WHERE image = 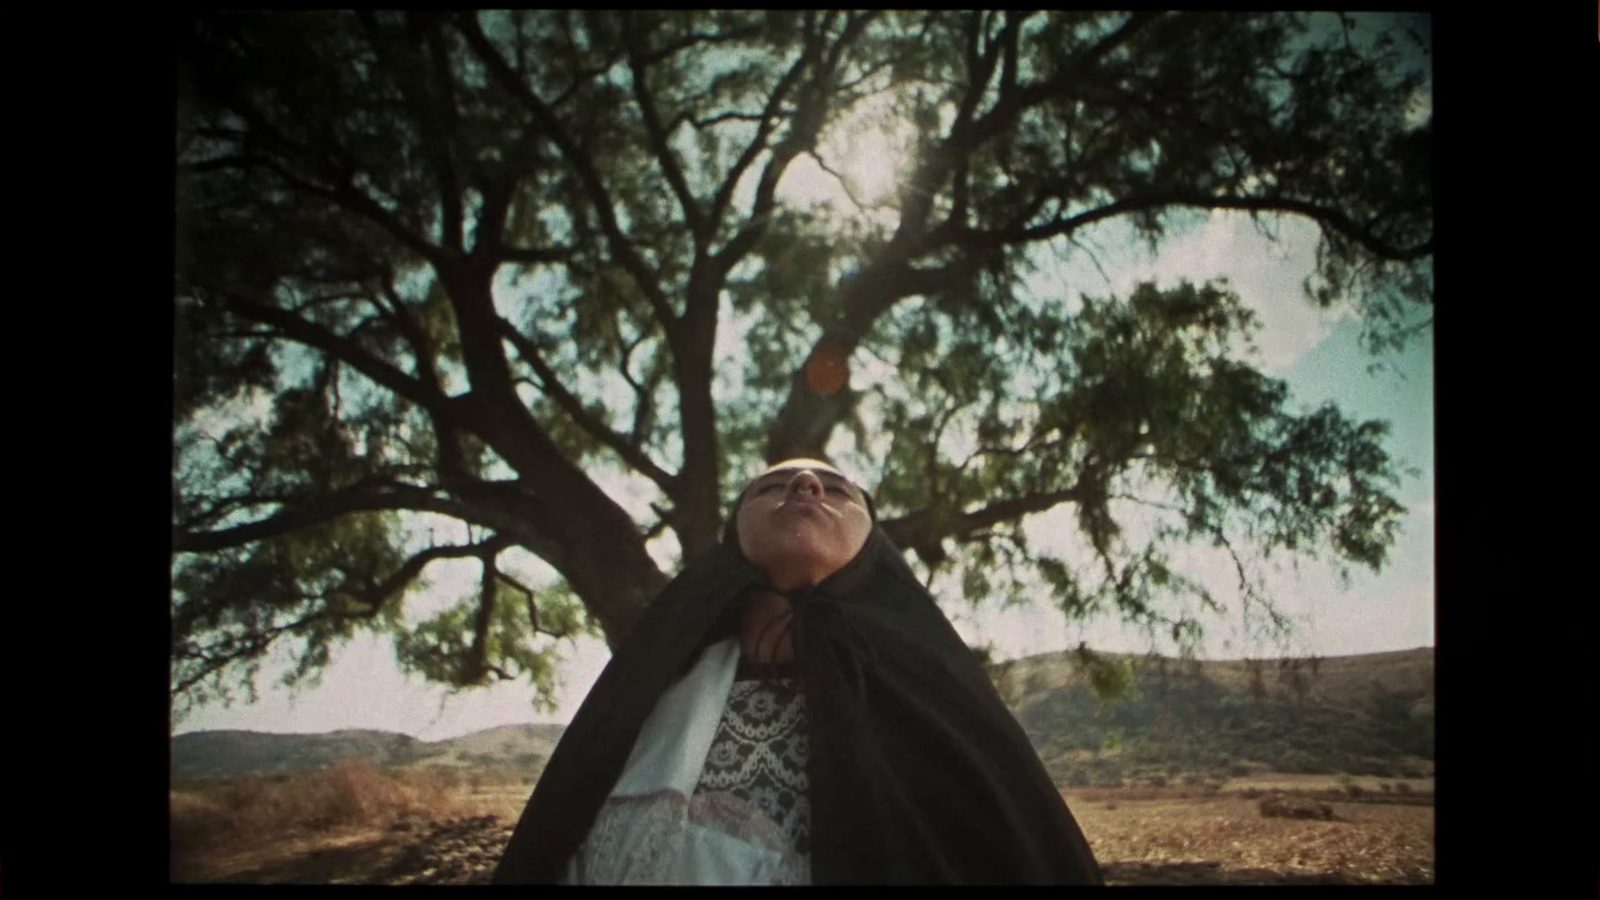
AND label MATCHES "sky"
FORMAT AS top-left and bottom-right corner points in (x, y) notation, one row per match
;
(174, 69), (1434, 744)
